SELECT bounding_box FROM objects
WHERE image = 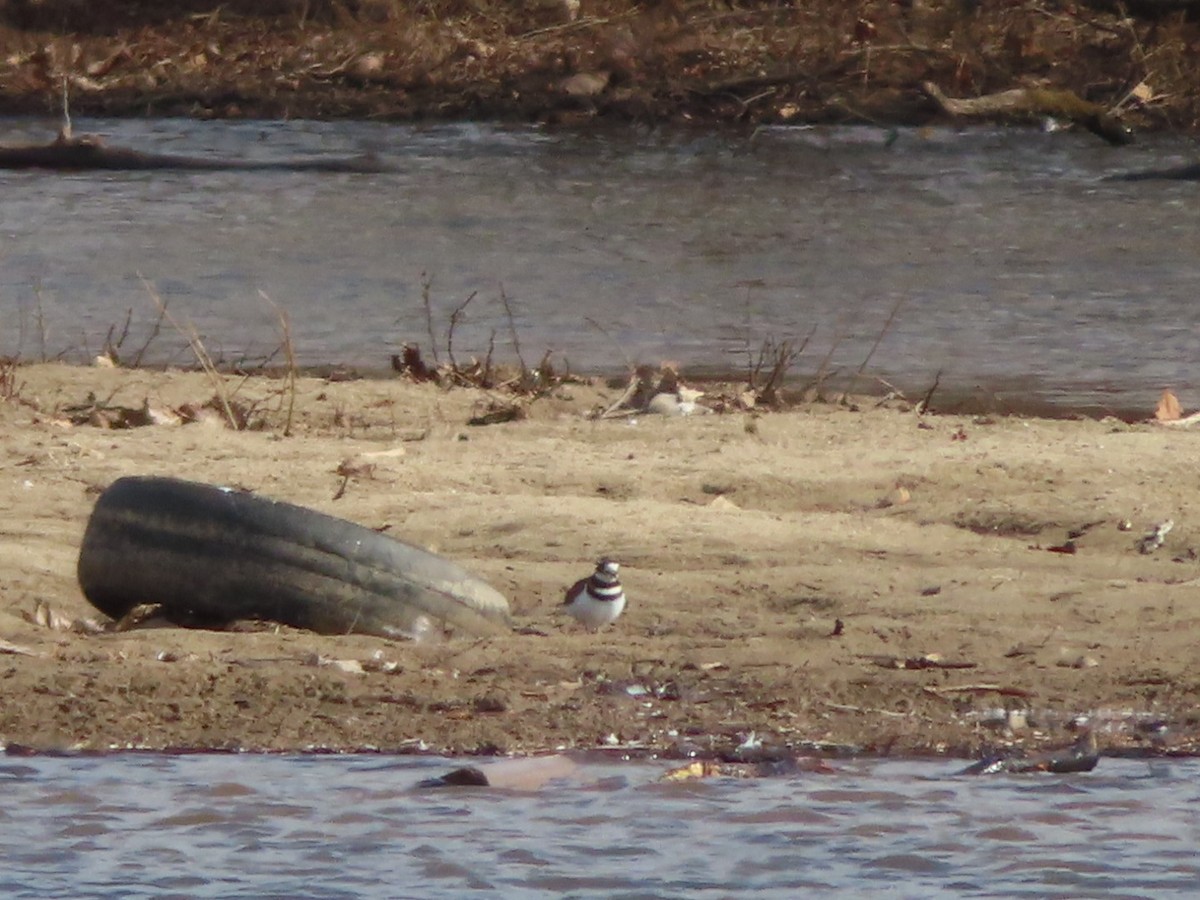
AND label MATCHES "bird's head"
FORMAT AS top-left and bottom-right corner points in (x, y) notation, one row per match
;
(596, 558), (620, 577)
